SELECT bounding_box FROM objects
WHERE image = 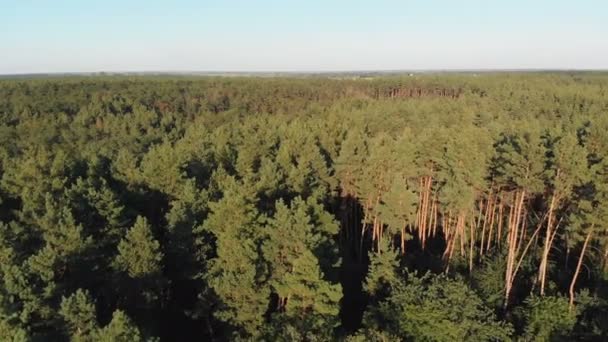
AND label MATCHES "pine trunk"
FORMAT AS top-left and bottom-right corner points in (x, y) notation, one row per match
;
(569, 230), (592, 311)
(539, 193), (558, 296)
(505, 190), (525, 308)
